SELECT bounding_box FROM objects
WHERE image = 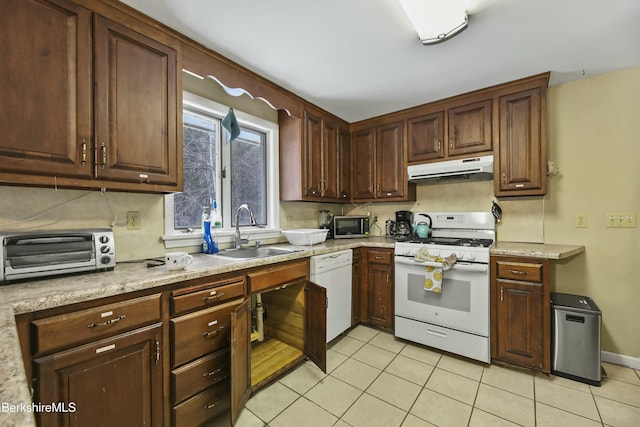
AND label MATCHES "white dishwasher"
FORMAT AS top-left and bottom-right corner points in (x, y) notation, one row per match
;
(310, 249), (353, 342)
